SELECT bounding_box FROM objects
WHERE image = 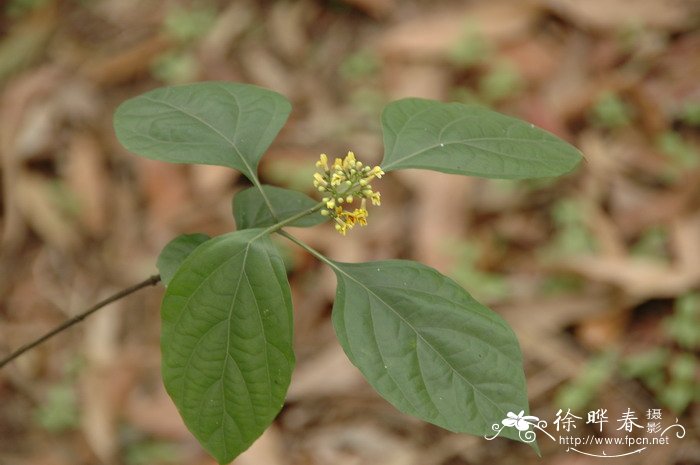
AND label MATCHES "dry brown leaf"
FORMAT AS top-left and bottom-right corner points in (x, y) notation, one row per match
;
(125, 384), (191, 439)
(544, 0), (700, 31)
(670, 212), (700, 271)
(268, 1), (311, 61)
(13, 103), (56, 160)
(643, 33), (700, 116)
(82, 35), (171, 86)
(395, 170), (471, 271)
(135, 157), (190, 235)
(65, 133), (109, 236)
(380, 1), (541, 61)
(239, 46), (295, 98)
(200, 1), (256, 62)
(190, 164), (238, 202)
(287, 344), (364, 401)
(342, 0), (396, 19)
(15, 173), (80, 252)
(501, 36), (561, 83)
(557, 255), (700, 299)
(0, 1), (57, 83)
(575, 310), (627, 350)
(306, 423), (419, 465)
(233, 425), (285, 465)
(540, 34), (595, 123)
(80, 300), (122, 464)
(0, 67), (62, 252)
